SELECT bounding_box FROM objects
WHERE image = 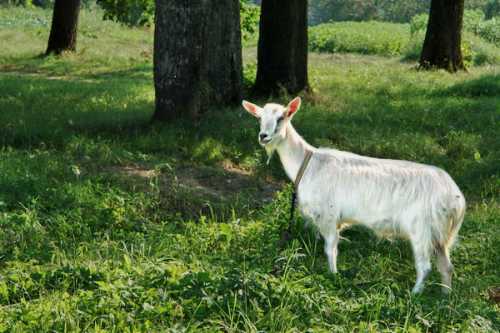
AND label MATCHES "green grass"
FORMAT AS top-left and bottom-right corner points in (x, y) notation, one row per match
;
(309, 20), (500, 66)
(1, 6), (500, 332)
(309, 21), (411, 56)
